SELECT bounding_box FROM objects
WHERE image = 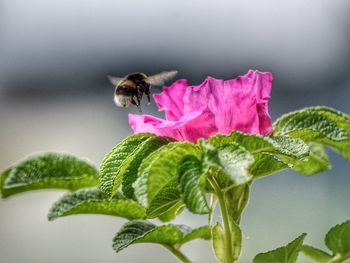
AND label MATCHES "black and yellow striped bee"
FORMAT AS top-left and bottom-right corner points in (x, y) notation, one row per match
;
(108, 70), (178, 112)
